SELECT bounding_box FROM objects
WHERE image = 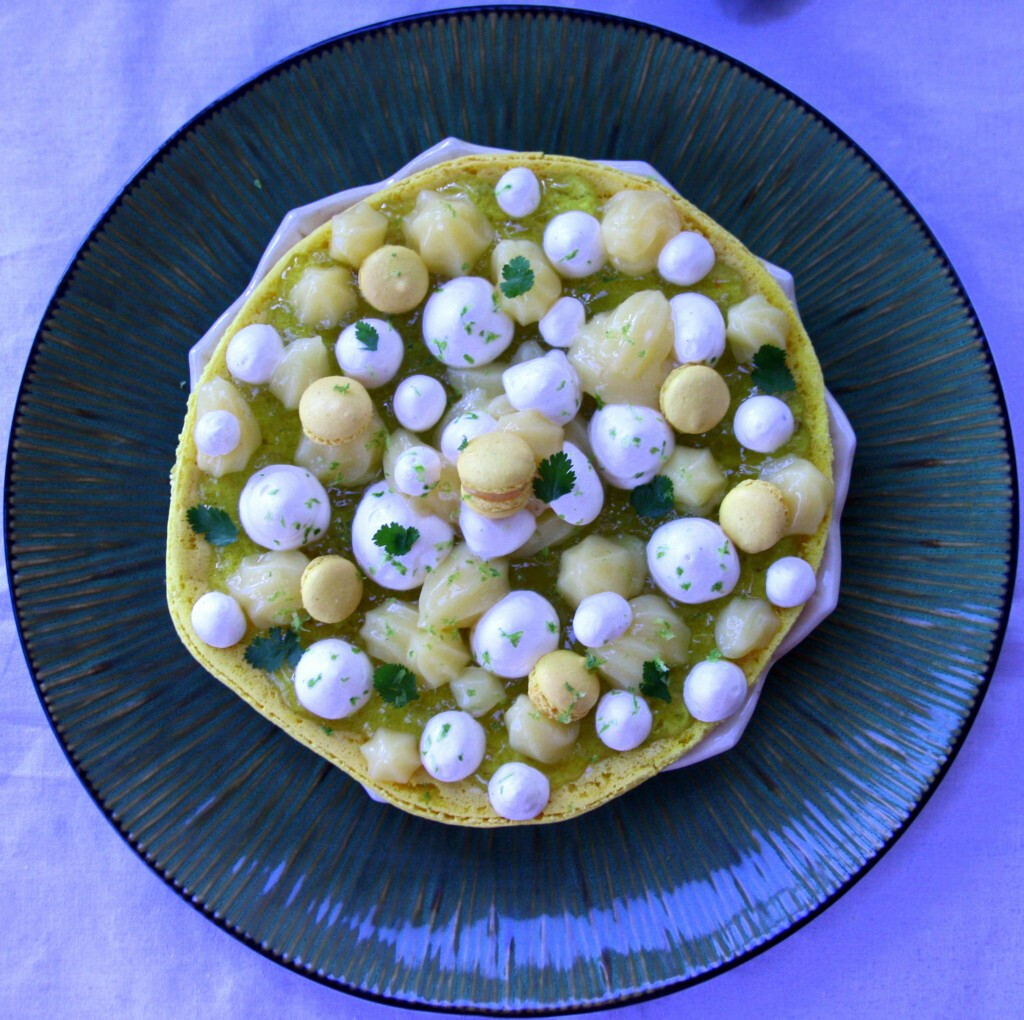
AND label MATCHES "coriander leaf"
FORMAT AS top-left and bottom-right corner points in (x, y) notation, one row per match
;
(629, 475), (674, 519)
(751, 344), (795, 394)
(355, 320), (379, 351)
(373, 663), (419, 708)
(499, 255), (535, 299)
(584, 651), (606, 673)
(373, 522), (420, 557)
(640, 657), (672, 702)
(533, 451), (576, 503)
(186, 504), (239, 546)
(244, 627), (303, 672)
(707, 648), (724, 662)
